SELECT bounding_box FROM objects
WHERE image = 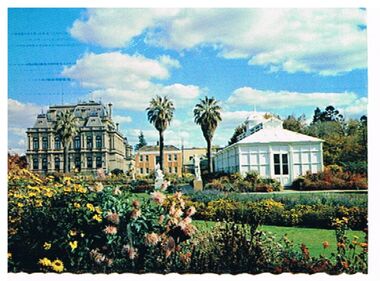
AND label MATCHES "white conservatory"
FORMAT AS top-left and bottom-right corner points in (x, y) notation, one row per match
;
(214, 112), (324, 186)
